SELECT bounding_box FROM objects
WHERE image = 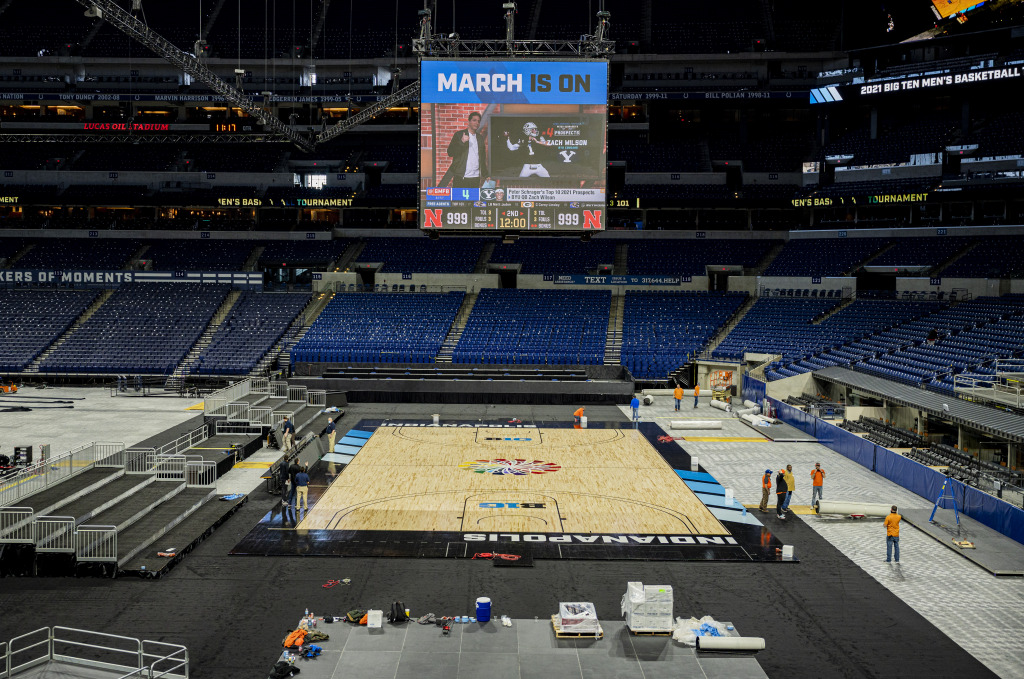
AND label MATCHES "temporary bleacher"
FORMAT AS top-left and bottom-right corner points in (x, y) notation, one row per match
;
(189, 292), (310, 375)
(357, 237), (489, 273)
(143, 239), (255, 271)
(290, 291), (465, 364)
(0, 290), (97, 371)
(764, 299), (944, 378)
(625, 239), (777, 276)
(489, 238), (617, 275)
(452, 289), (610, 365)
(620, 291), (747, 379)
(39, 283), (230, 374)
(763, 238), (889, 276)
